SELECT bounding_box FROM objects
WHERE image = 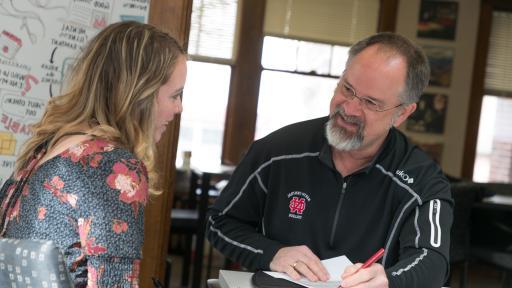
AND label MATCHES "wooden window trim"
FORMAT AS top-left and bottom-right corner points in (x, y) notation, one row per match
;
(222, 0), (267, 164)
(461, 0), (511, 179)
(222, 0), (396, 165)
